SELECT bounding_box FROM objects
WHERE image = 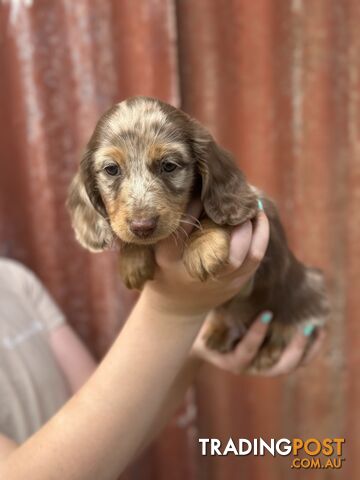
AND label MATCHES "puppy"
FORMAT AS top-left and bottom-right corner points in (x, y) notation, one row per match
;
(67, 96), (328, 371)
